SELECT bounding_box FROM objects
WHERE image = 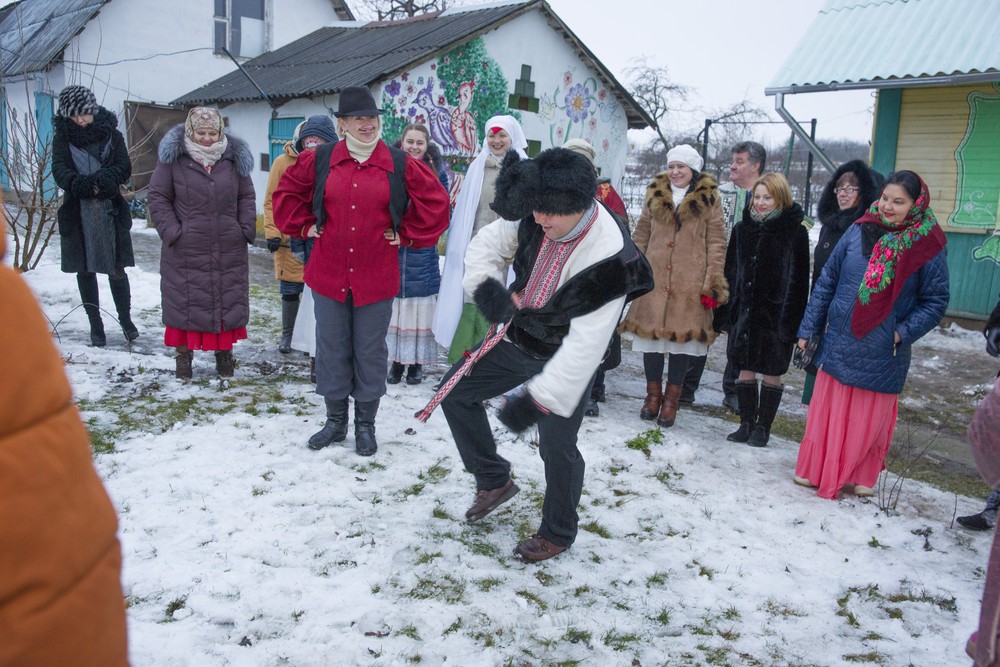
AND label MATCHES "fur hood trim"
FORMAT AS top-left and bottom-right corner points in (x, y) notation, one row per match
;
(817, 159), (883, 231)
(645, 172), (719, 222)
(157, 124), (254, 177)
